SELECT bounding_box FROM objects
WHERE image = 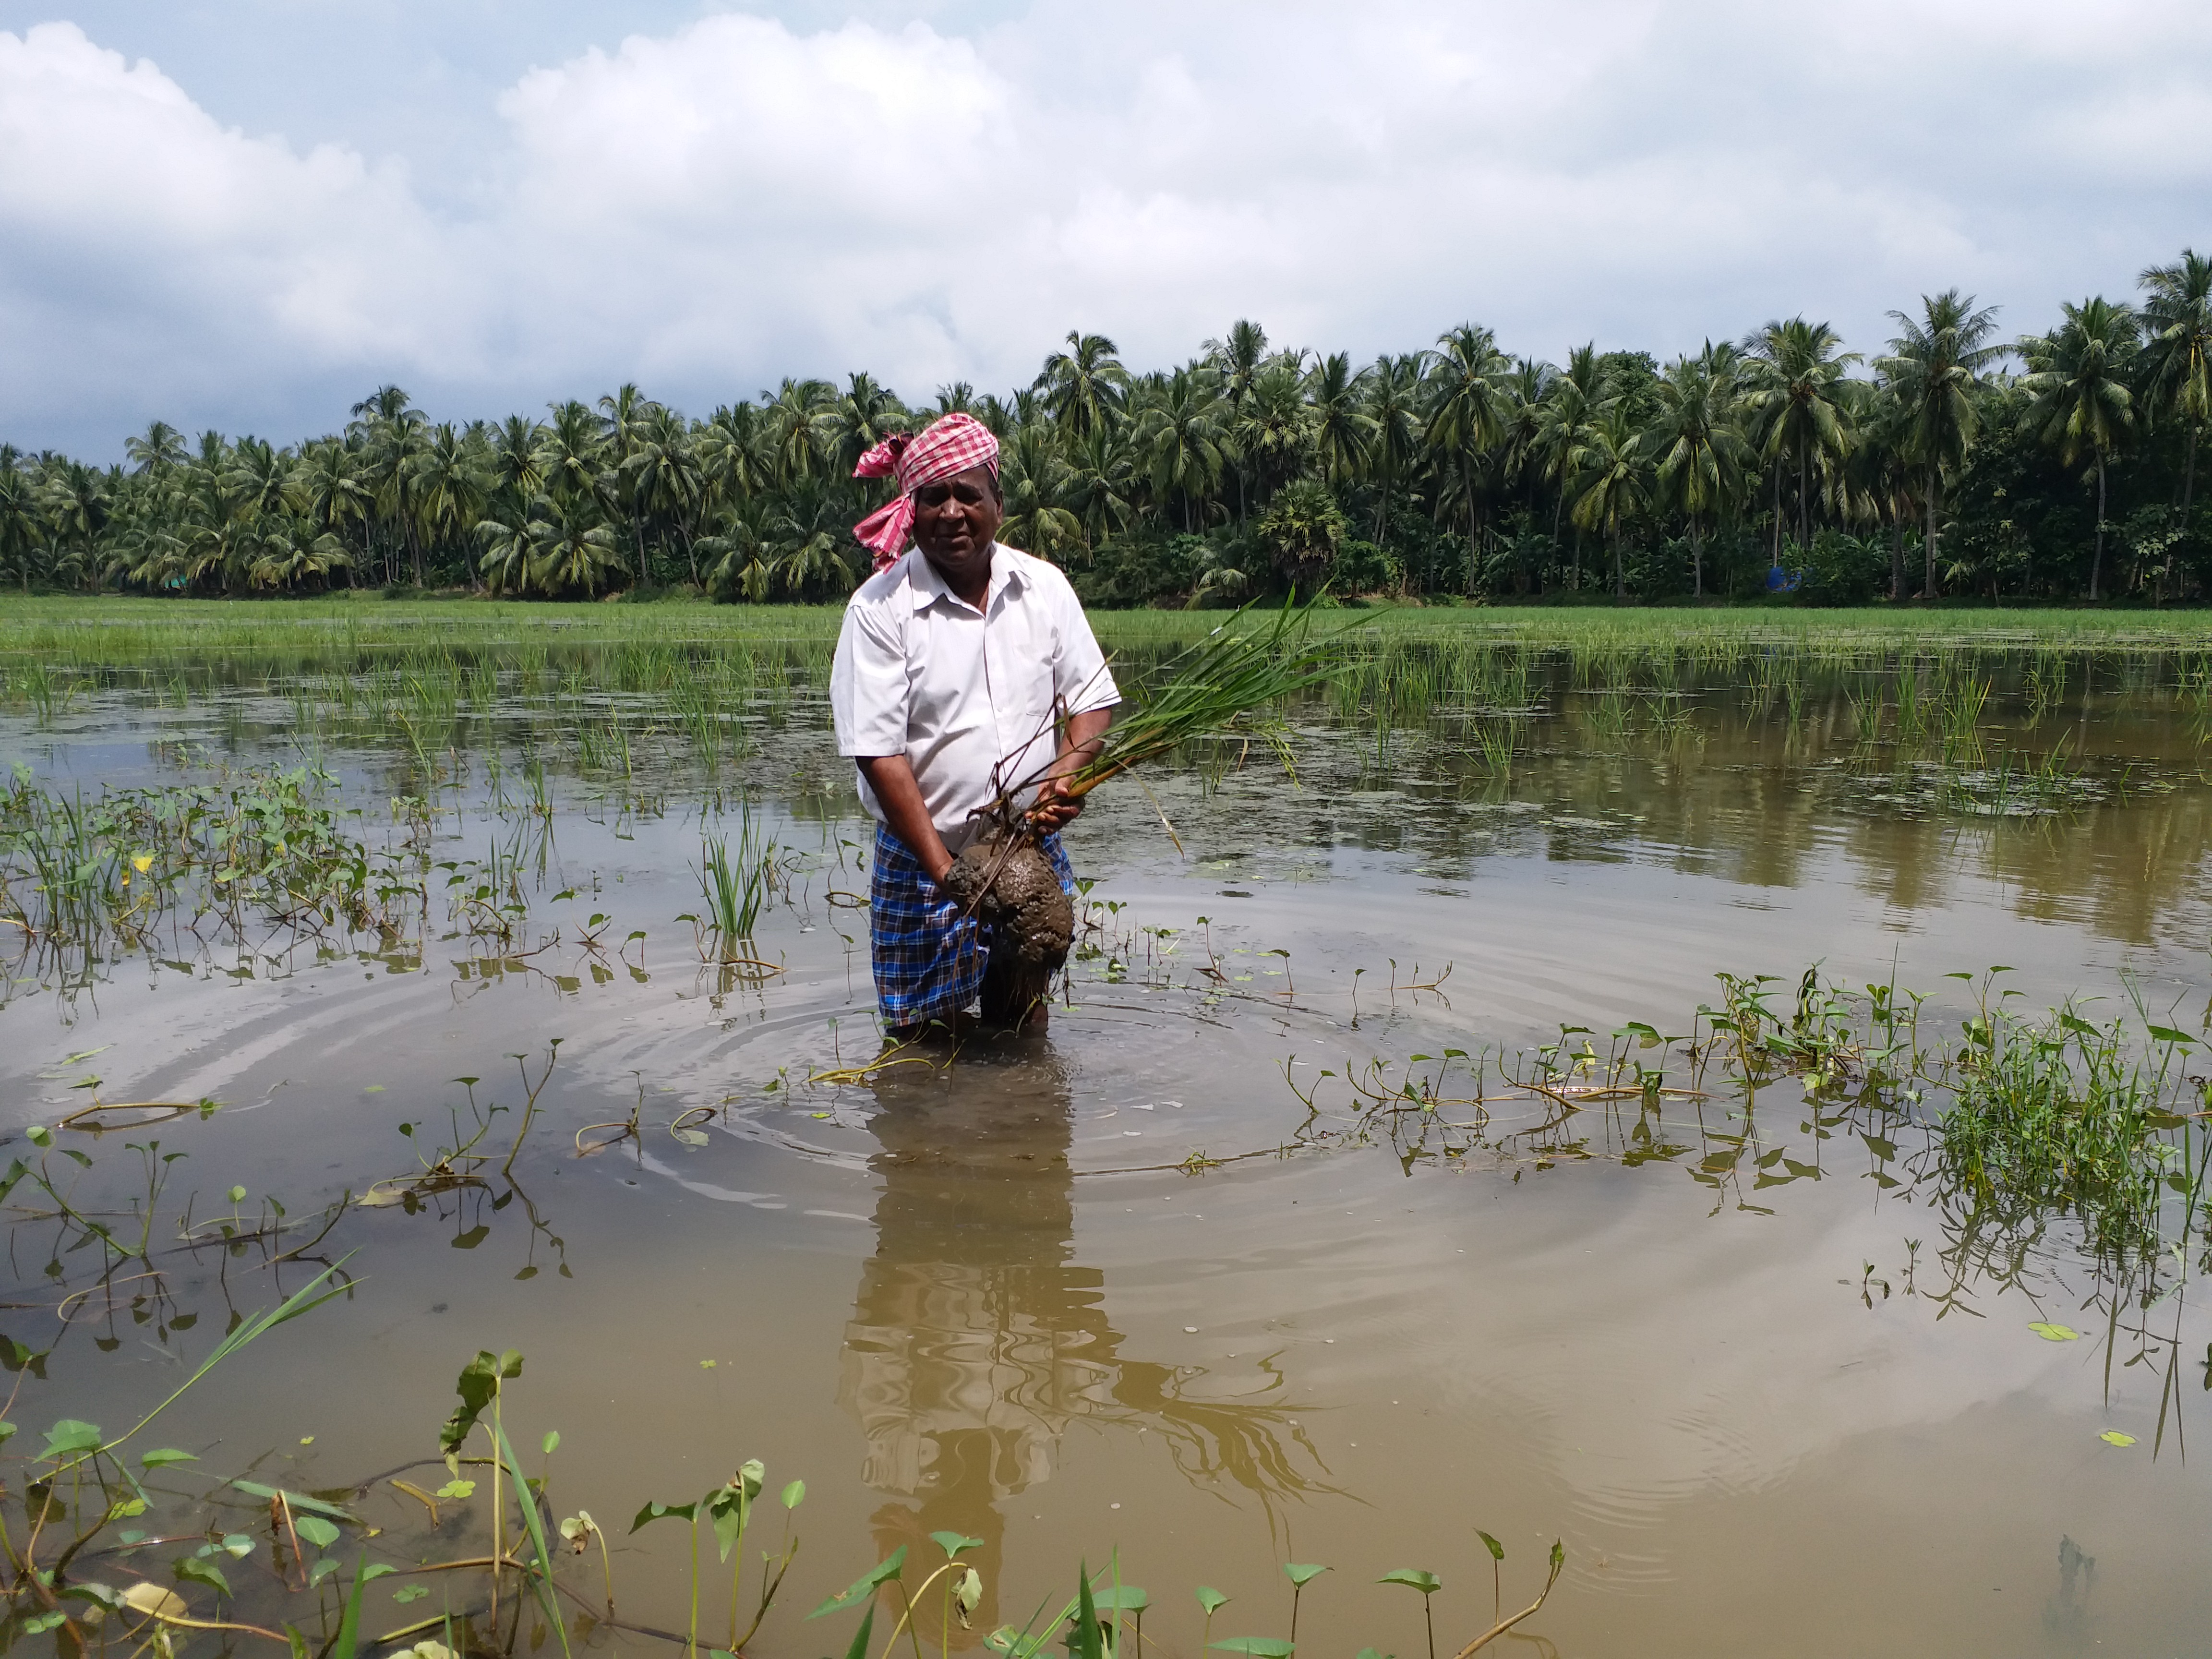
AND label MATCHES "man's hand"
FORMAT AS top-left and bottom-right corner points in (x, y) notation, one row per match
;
(1030, 707), (1111, 833)
(855, 753), (954, 883)
(1029, 778), (1084, 832)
